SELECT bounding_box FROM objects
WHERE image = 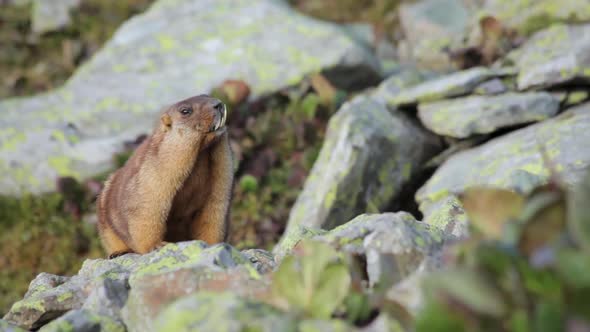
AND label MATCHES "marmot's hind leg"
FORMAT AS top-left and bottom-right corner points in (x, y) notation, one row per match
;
(100, 226), (132, 258)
